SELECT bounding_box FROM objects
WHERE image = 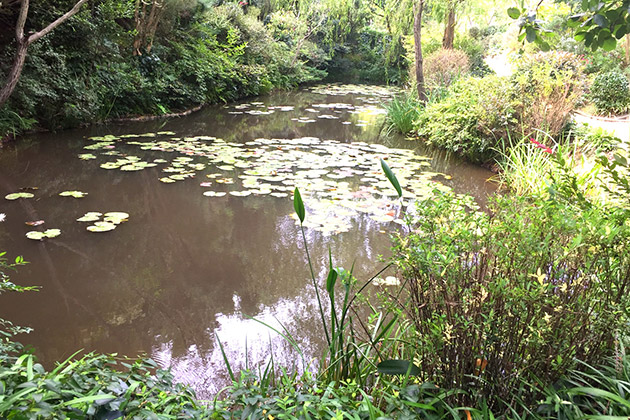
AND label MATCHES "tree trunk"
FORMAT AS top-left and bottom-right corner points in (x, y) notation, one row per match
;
(442, 5), (455, 49)
(0, 0), (88, 107)
(625, 34), (630, 67)
(414, 0), (427, 103)
(133, 0), (164, 56)
(0, 41), (28, 106)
